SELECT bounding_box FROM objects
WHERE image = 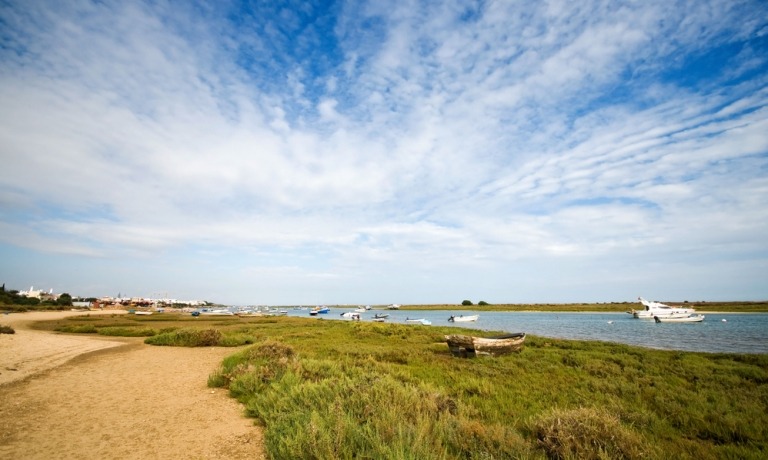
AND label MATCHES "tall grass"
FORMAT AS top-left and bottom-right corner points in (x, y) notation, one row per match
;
(204, 319), (768, 459)
(35, 313), (768, 458)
